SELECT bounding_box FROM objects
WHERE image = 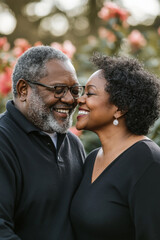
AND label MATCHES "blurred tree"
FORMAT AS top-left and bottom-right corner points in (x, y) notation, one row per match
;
(1, 0), (40, 44)
(0, 0), (103, 47)
(0, 0), (160, 153)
